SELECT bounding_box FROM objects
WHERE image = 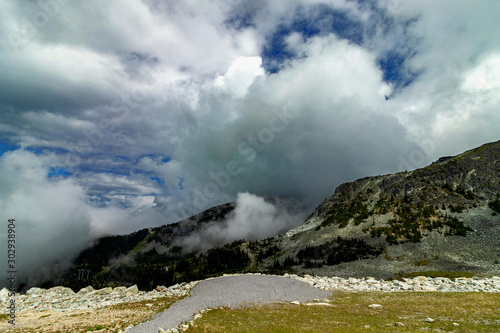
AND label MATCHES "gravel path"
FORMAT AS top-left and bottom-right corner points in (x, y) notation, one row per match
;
(126, 274), (332, 332)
